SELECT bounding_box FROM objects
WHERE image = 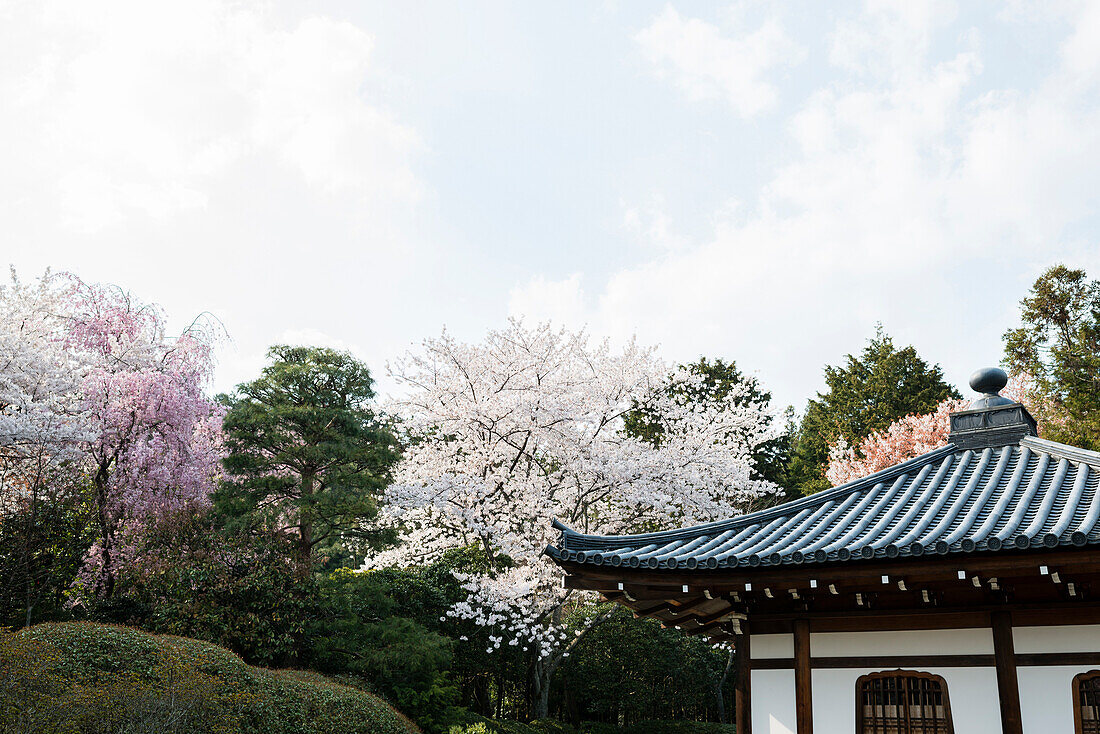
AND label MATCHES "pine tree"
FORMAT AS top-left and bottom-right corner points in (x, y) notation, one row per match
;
(788, 328), (959, 494)
(624, 357), (794, 490)
(216, 346), (399, 570)
(1004, 264), (1100, 451)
